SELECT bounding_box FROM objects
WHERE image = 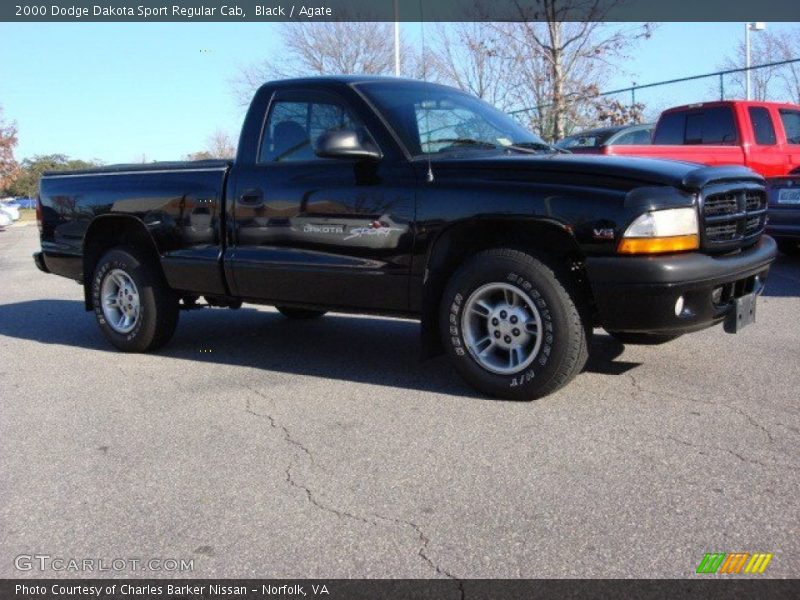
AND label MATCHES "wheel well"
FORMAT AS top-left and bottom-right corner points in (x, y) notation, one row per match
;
(420, 219), (592, 358)
(82, 216), (164, 310)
